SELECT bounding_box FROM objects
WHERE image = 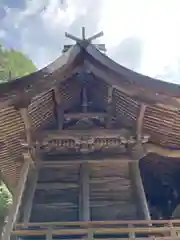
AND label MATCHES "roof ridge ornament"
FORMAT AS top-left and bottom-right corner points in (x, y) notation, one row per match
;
(63, 27), (106, 53)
